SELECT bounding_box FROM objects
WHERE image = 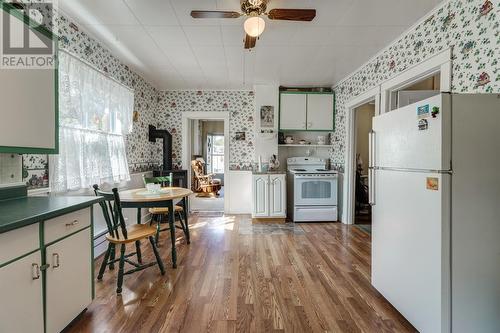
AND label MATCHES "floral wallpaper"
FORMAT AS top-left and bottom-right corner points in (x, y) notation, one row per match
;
(155, 91), (256, 171)
(331, 0), (499, 168)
